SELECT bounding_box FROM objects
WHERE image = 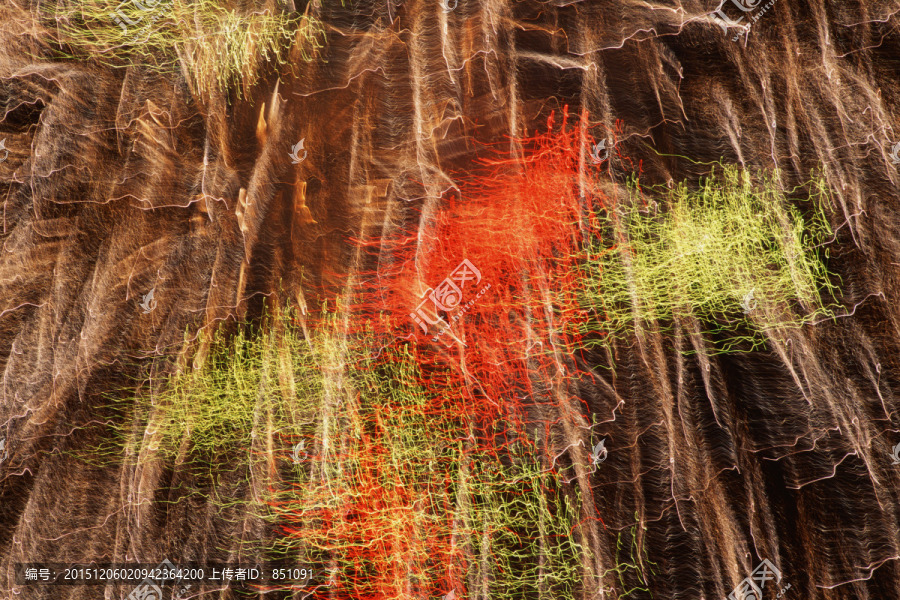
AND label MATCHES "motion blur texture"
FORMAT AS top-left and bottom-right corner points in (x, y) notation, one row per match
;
(2, 0), (900, 598)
